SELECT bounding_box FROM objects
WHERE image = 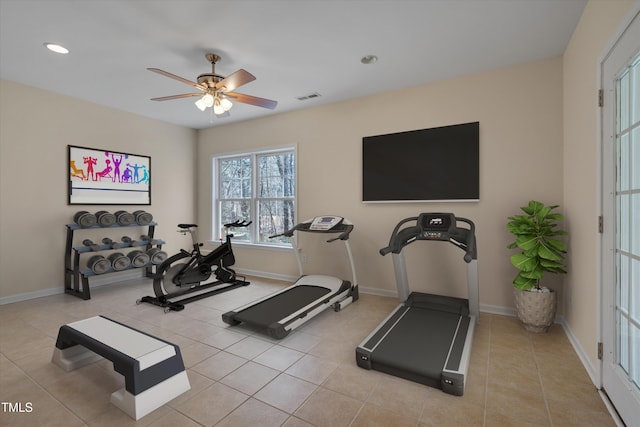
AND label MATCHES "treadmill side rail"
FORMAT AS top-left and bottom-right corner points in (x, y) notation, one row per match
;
(442, 314), (475, 396)
(356, 304), (409, 369)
